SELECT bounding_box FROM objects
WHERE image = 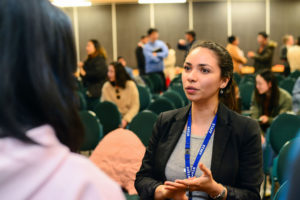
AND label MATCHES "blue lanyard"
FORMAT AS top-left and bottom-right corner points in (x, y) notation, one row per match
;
(185, 109), (217, 179)
(185, 109), (217, 200)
